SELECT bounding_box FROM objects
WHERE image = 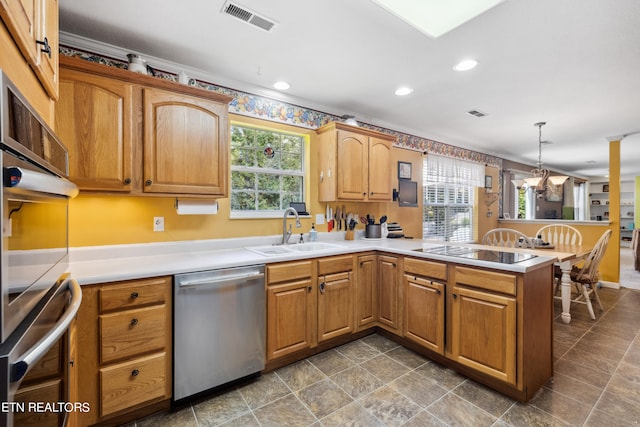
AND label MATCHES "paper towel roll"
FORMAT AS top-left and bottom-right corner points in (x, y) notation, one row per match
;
(176, 199), (219, 215)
